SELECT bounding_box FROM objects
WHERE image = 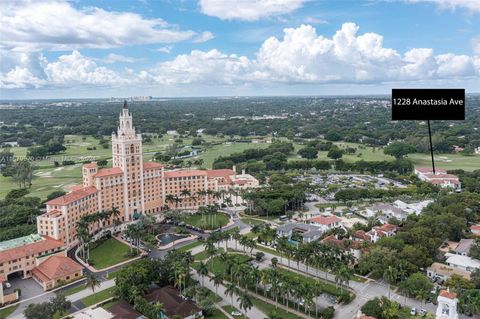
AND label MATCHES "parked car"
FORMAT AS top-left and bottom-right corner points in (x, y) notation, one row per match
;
(419, 309), (427, 316)
(4, 282), (11, 288)
(410, 308), (417, 316)
(231, 311), (242, 316)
